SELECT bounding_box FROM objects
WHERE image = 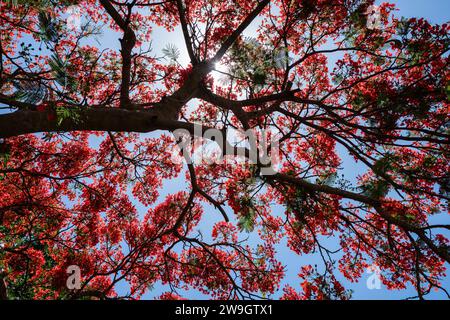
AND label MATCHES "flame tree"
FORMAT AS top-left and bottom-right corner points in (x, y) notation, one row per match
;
(0, 0), (449, 300)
